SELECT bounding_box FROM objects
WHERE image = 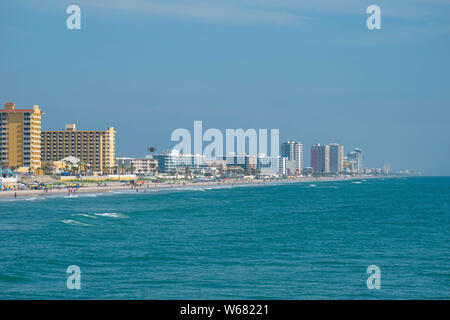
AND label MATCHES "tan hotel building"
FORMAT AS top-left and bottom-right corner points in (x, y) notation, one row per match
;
(41, 124), (115, 173)
(0, 102), (43, 171)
